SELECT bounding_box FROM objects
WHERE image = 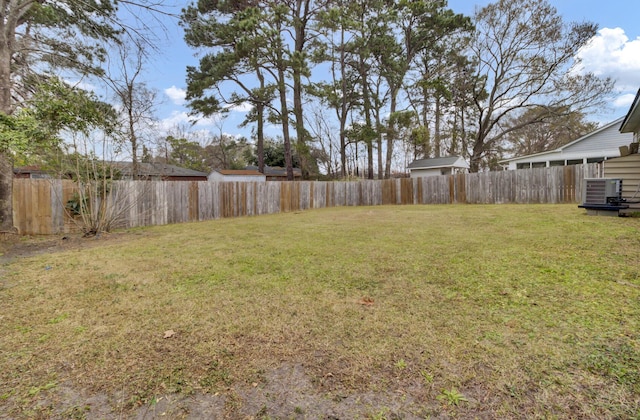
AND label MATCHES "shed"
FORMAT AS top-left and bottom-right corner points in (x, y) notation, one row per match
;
(407, 156), (469, 178)
(500, 117), (633, 170)
(208, 169), (266, 182)
(13, 166), (52, 179)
